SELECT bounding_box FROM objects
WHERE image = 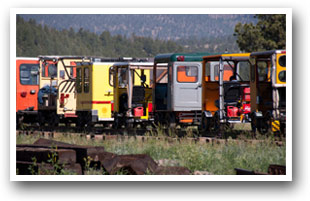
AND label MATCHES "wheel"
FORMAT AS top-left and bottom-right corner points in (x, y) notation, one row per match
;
(200, 114), (211, 136)
(154, 113), (161, 127)
(160, 113), (169, 129)
(38, 111), (46, 127)
(16, 114), (24, 129)
(50, 112), (59, 128)
(210, 112), (220, 133)
(77, 113), (86, 131)
(166, 113), (176, 129)
(260, 113), (272, 134)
